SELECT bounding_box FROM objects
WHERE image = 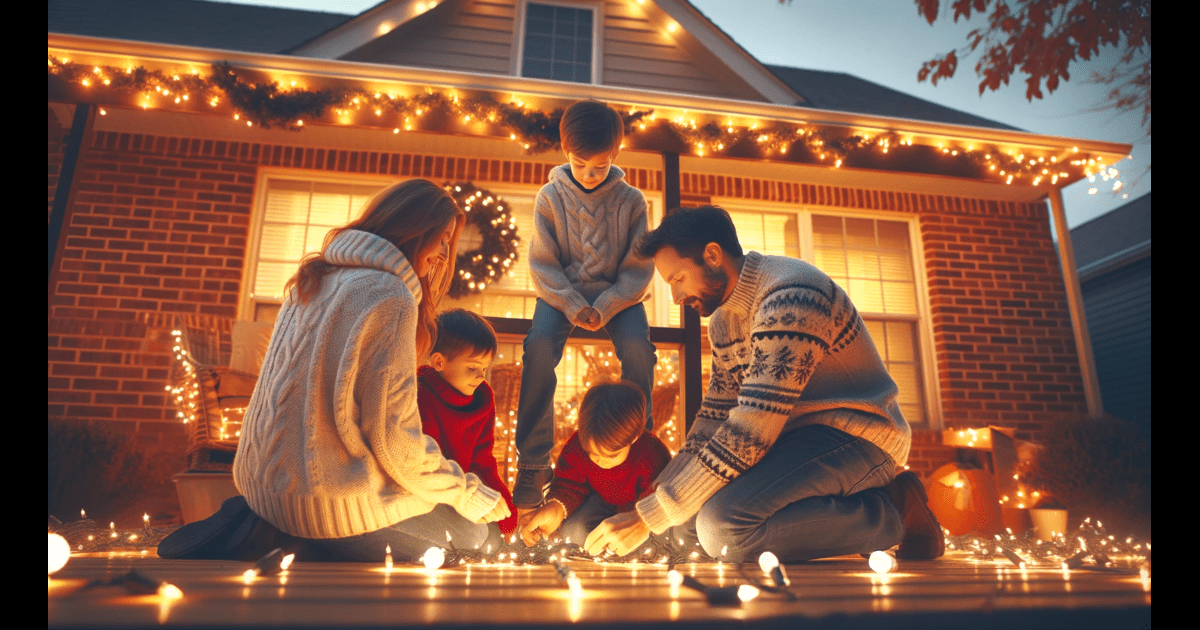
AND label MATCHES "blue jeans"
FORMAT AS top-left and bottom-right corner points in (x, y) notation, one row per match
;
(558, 494), (619, 545)
(516, 299), (657, 468)
(310, 505), (495, 562)
(671, 424), (904, 562)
